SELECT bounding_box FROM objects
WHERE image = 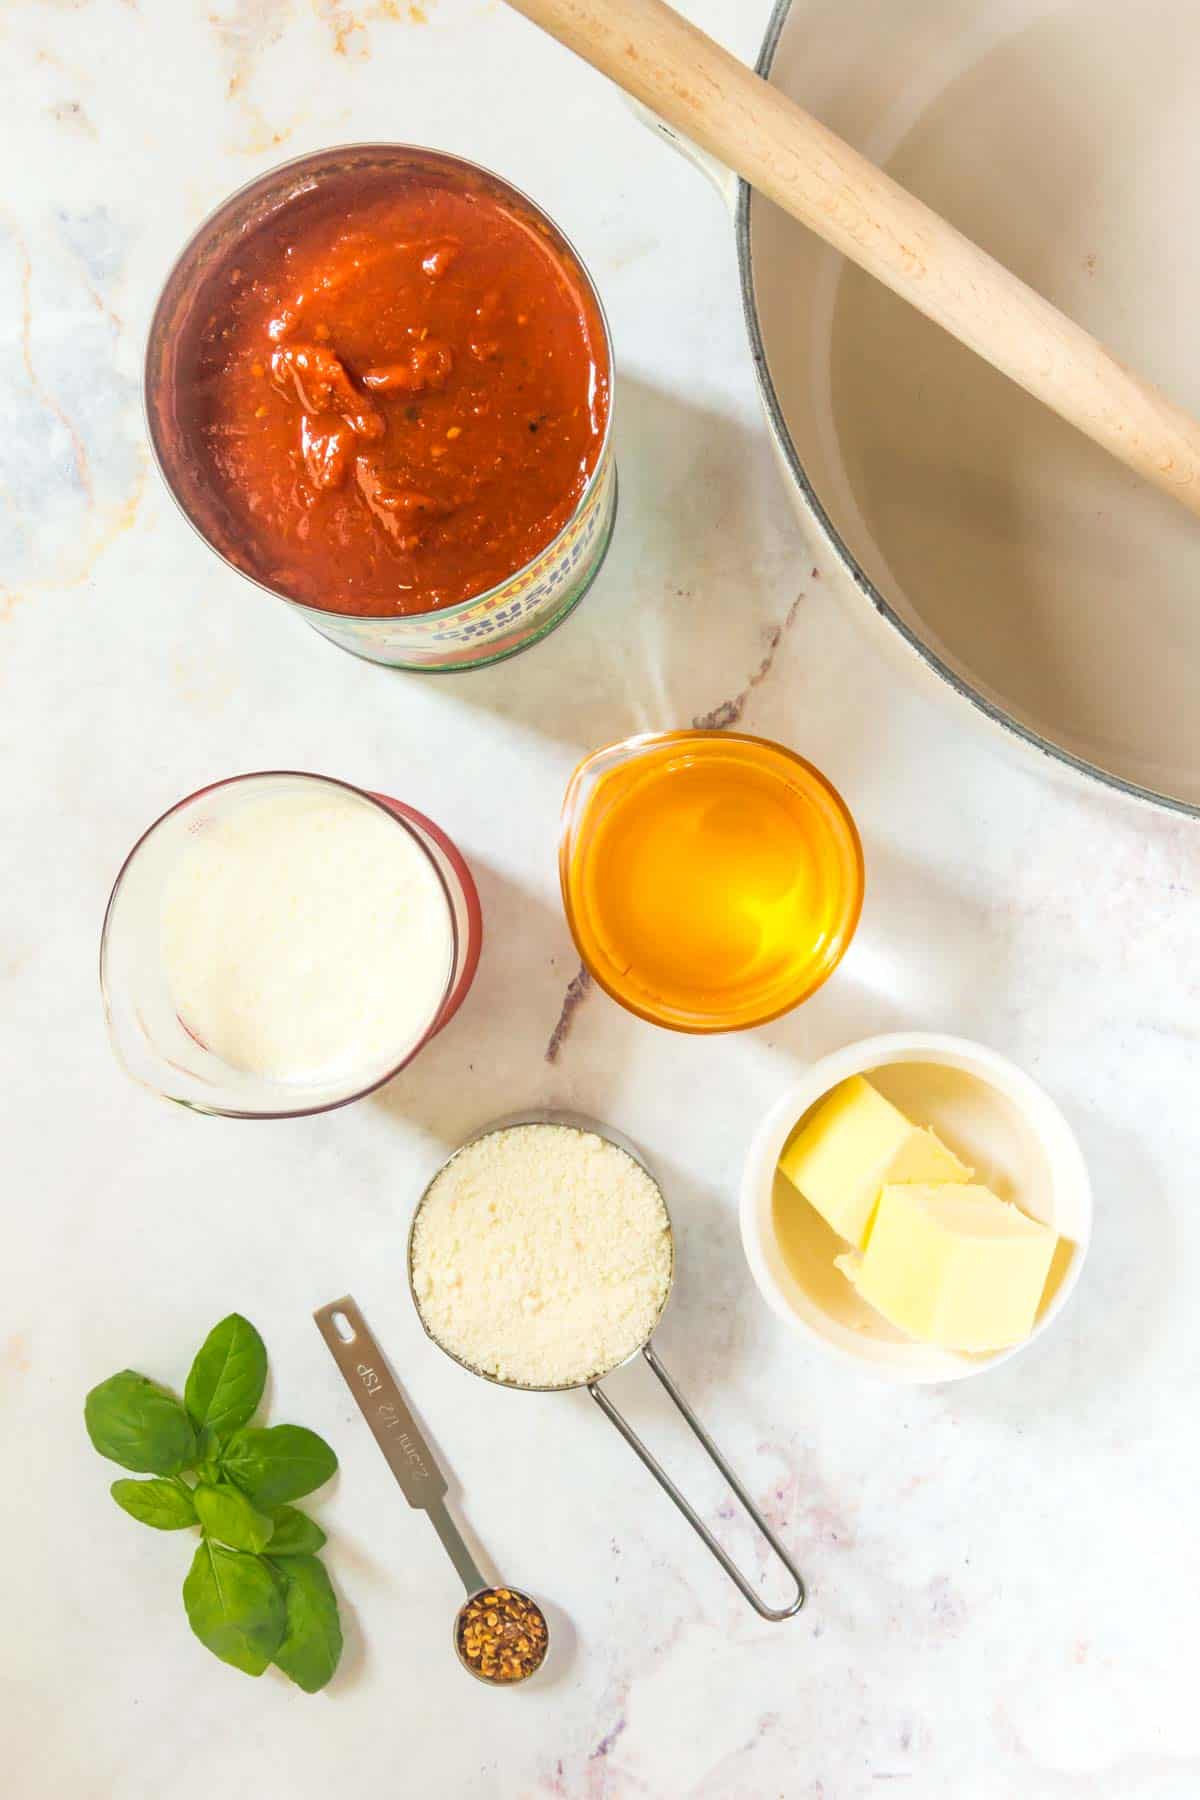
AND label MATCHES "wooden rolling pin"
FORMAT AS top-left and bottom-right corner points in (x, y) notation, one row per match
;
(504, 0), (1200, 518)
